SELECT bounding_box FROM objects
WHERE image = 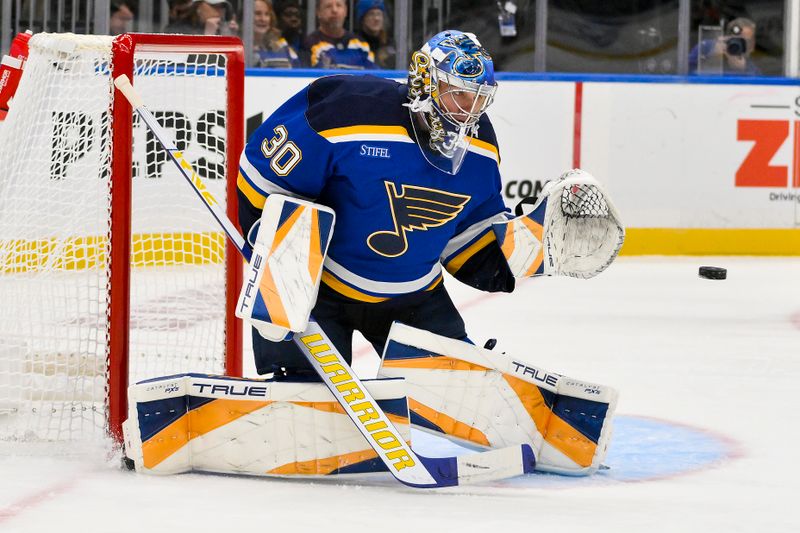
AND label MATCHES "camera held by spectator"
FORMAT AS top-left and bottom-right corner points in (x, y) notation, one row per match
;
(724, 22), (749, 57)
(689, 17), (760, 76)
